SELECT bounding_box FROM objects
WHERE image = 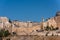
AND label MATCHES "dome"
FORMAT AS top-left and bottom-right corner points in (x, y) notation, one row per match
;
(56, 11), (60, 16)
